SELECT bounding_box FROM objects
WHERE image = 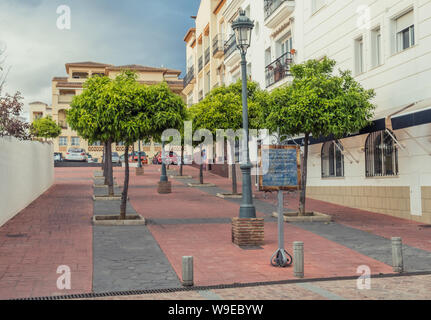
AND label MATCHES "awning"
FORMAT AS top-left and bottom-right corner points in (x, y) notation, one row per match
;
(287, 98), (431, 146)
